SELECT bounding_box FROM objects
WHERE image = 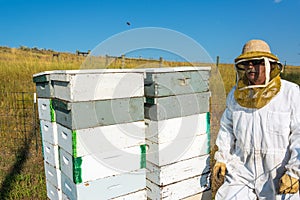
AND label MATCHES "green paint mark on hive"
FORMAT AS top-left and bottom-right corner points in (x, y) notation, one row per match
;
(73, 157), (83, 184)
(206, 112), (211, 154)
(72, 130), (77, 158)
(49, 99), (56, 122)
(140, 144), (146, 168)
